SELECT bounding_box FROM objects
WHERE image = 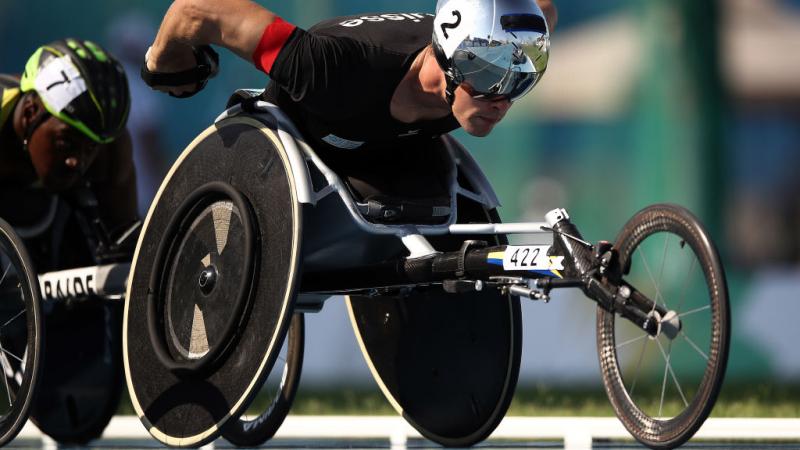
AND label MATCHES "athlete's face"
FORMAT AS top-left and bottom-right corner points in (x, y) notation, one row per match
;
(27, 115), (99, 191)
(451, 84), (513, 137)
